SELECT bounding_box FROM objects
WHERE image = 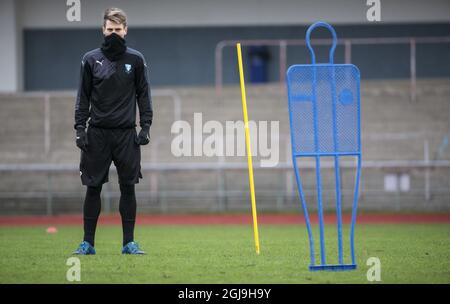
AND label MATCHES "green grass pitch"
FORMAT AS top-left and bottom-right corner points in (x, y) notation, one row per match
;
(0, 224), (449, 283)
